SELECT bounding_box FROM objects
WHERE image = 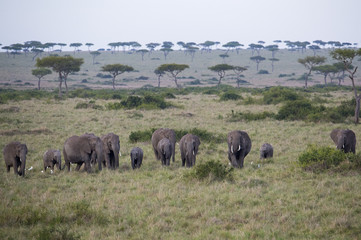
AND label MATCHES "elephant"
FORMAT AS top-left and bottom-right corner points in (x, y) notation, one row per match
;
(151, 128), (176, 162)
(101, 133), (120, 170)
(130, 147), (143, 169)
(63, 134), (104, 173)
(3, 141), (28, 177)
(179, 134), (201, 167)
(157, 138), (173, 166)
(260, 143), (273, 159)
(330, 129), (356, 154)
(43, 149), (62, 172)
(227, 130), (252, 168)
